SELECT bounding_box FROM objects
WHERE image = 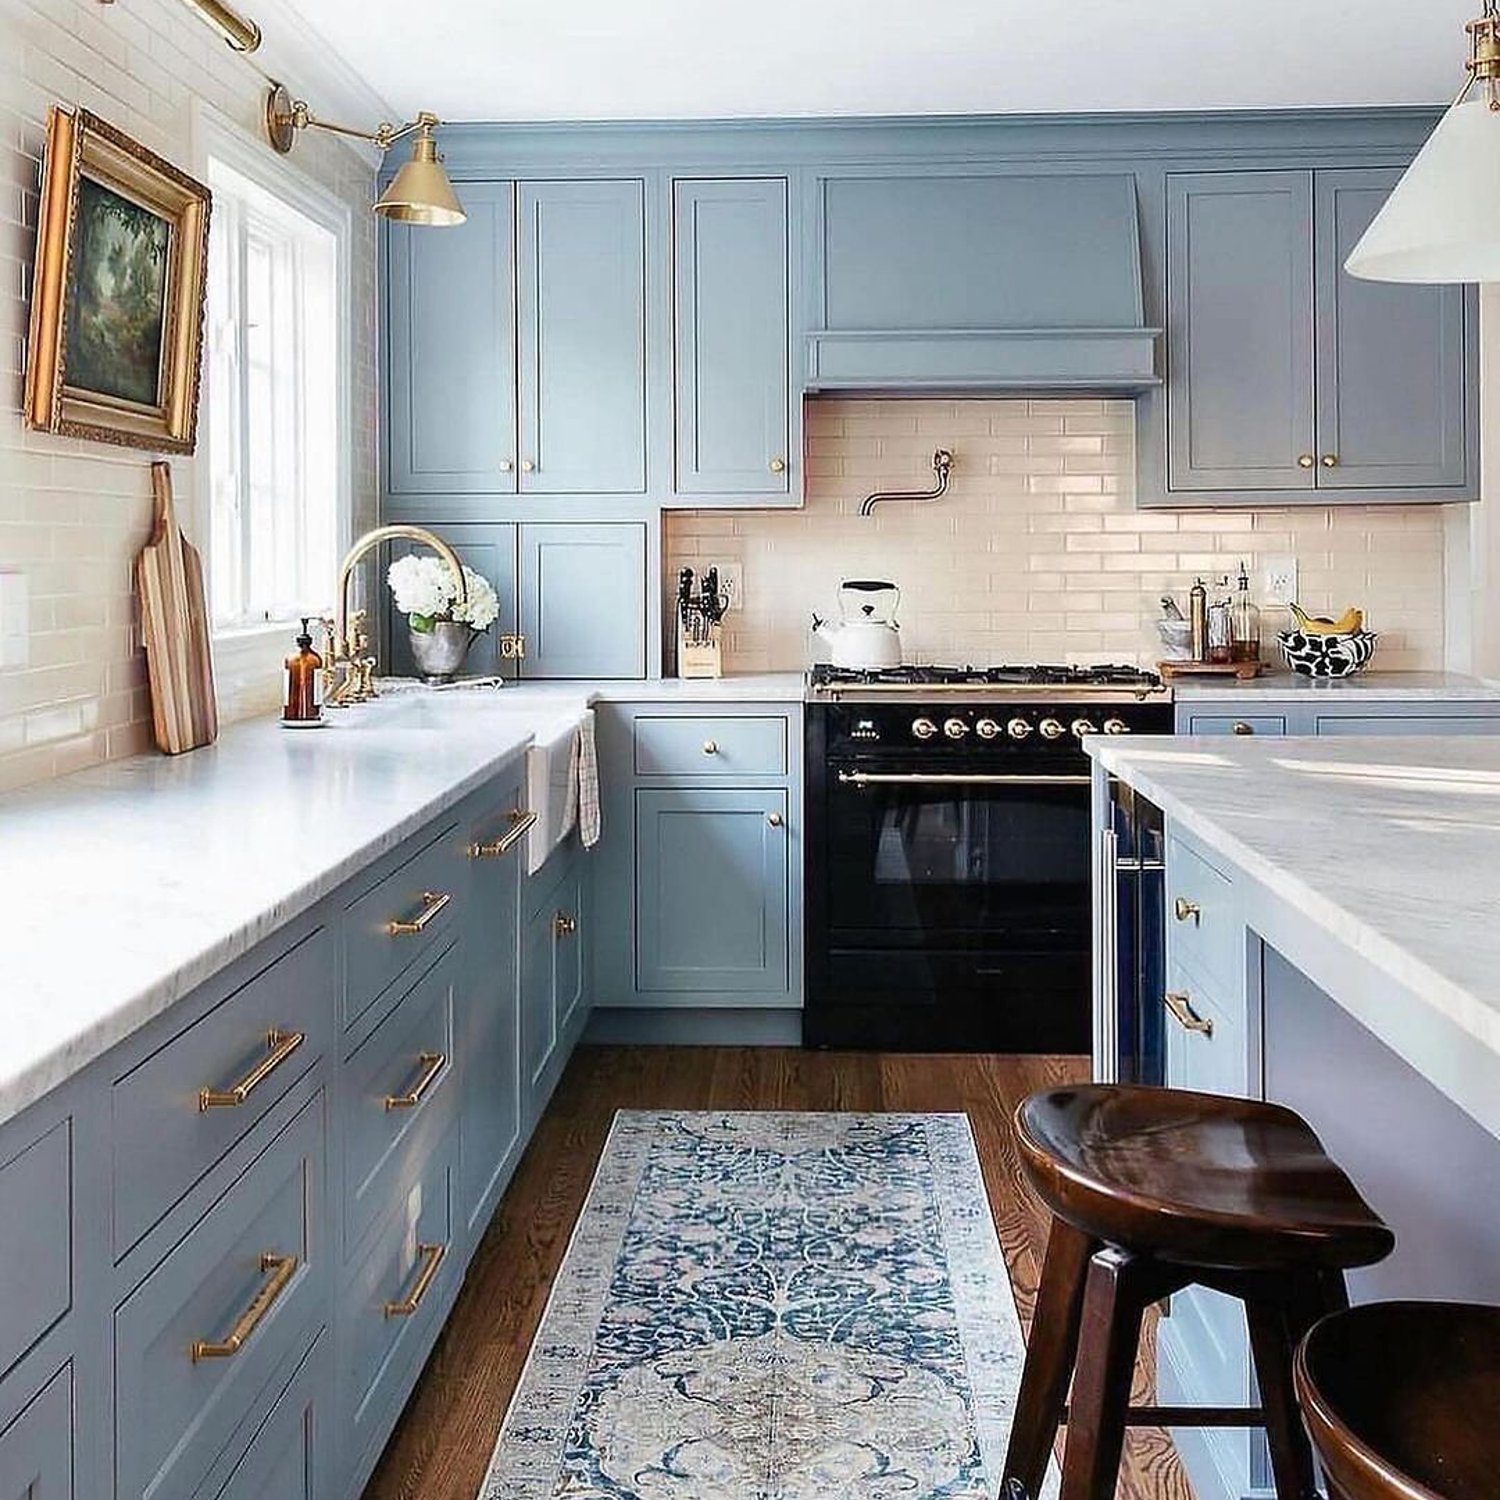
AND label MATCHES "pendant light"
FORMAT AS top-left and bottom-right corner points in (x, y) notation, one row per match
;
(1345, 2), (1500, 282)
